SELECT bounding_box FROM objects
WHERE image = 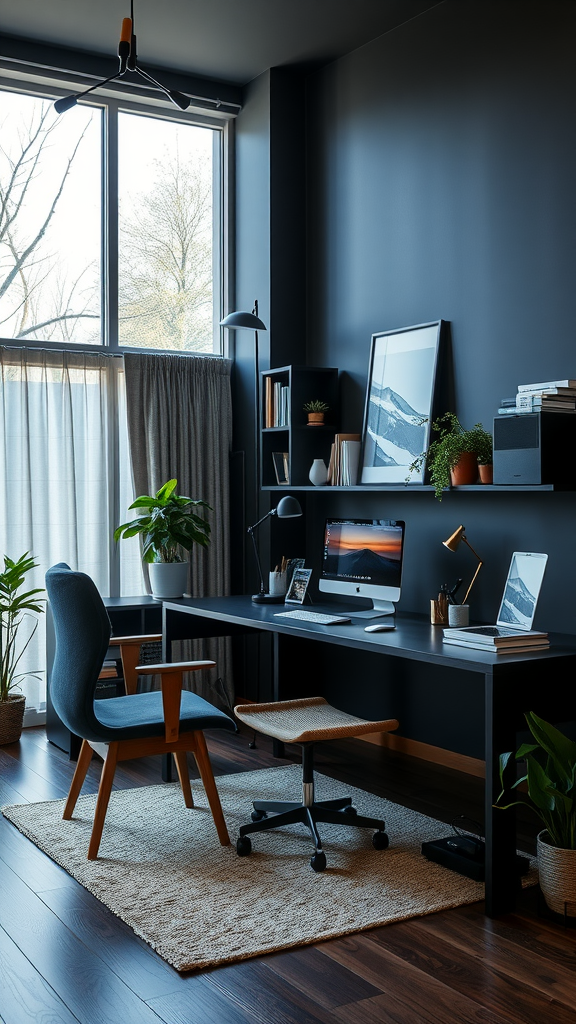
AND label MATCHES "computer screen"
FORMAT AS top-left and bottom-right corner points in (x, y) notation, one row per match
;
(319, 518), (405, 617)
